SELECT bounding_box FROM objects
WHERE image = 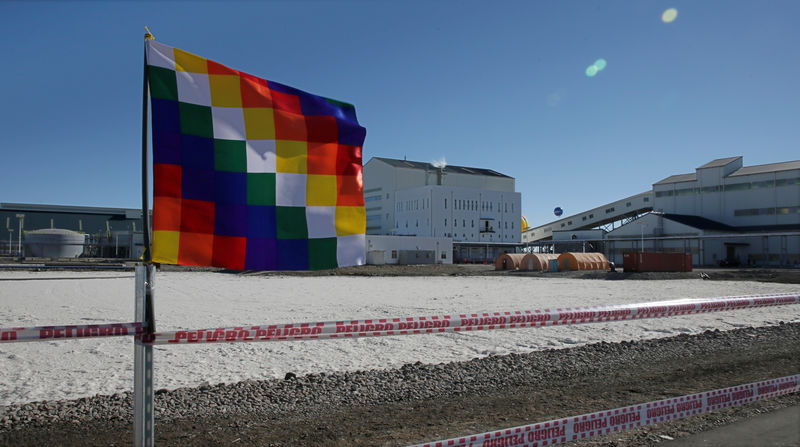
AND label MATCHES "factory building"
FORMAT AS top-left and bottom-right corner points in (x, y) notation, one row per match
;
(529, 157), (799, 267)
(363, 157), (521, 262)
(605, 157), (799, 266)
(1, 203), (145, 258)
